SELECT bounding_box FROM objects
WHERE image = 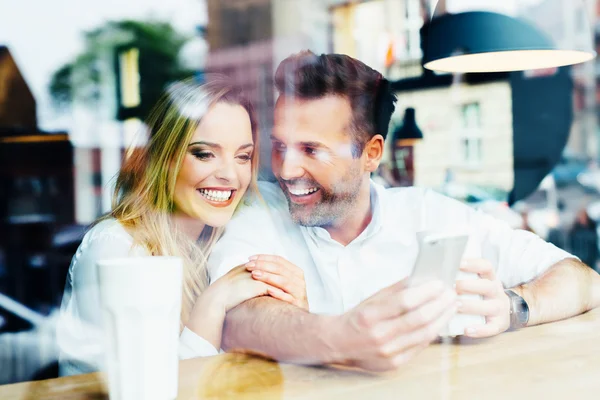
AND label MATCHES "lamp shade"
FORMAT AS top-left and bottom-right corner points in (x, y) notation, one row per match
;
(423, 1), (595, 73)
(392, 108), (423, 146)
